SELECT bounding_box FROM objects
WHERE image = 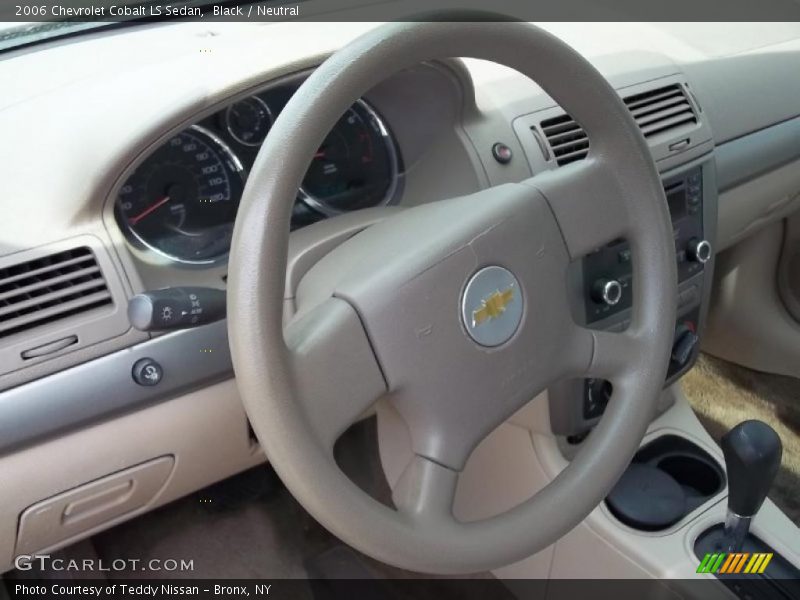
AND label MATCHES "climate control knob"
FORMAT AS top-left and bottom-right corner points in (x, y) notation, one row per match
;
(591, 278), (623, 306)
(687, 238), (712, 264)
